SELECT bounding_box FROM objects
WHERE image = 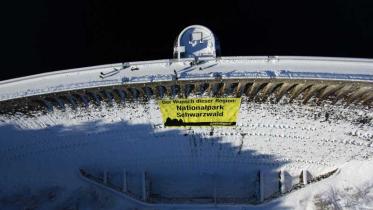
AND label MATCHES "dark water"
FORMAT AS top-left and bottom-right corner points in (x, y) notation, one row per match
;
(2, 0), (373, 80)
